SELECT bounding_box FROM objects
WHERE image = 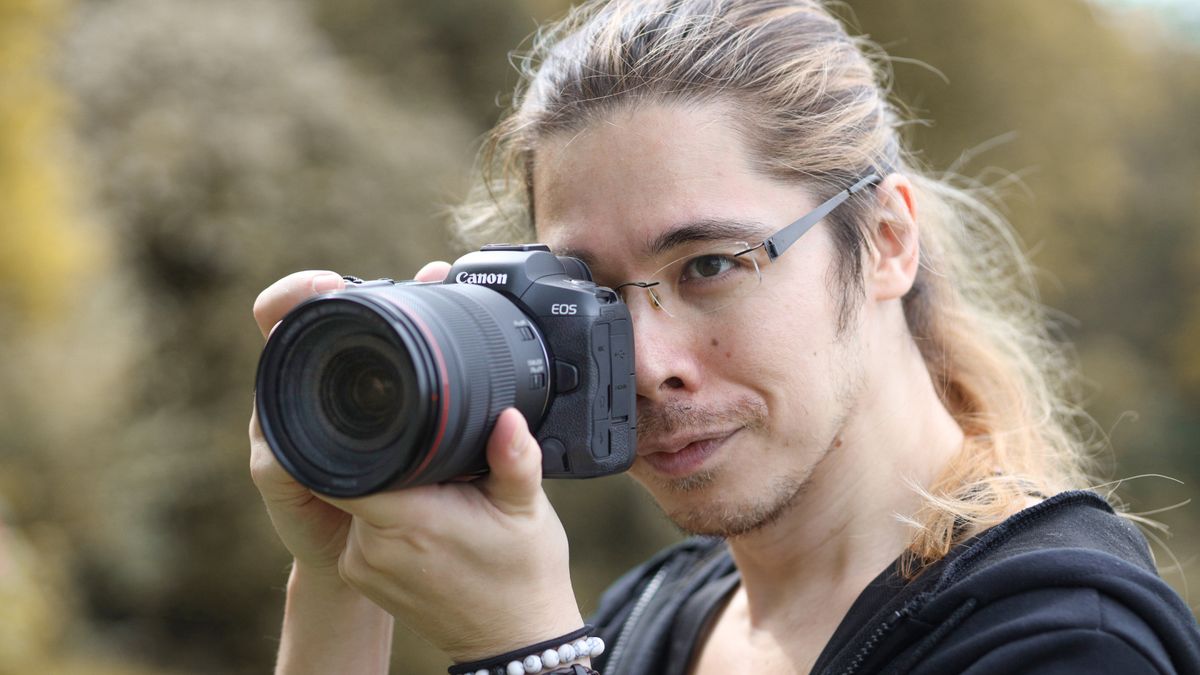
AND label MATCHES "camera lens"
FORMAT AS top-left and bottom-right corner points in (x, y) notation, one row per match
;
(255, 283), (551, 496)
(321, 345), (404, 441)
(272, 308), (426, 483)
